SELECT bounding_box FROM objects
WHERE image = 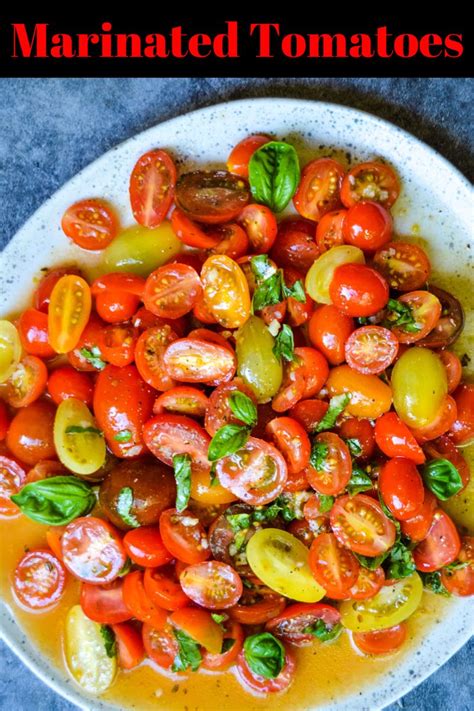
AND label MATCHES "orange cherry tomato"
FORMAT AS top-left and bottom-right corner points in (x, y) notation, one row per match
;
(123, 570), (169, 627)
(400, 490), (437, 543)
(61, 198), (119, 250)
(327, 365), (392, 419)
(390, 291), (442, 344)
(349, 566), (385, 600)
(0, 455), (27, 518)
(153, 386), (209, 418)
(143, 564), (190, 611)
(163, 338), (237, 385)
(294, 158), (345, 222)
(135, 324), (178, 392)
(308, 305), (354, 365)
(227, 134), (270, 178)
(5, 355), (48, 408)
(169, 607), (224, 655)
(34, 267), (82, 313)
(344, 326), (399, 375)
(208, 223), (250, 261)
(61, 516), (127, 584)
(97, 323), (138, 367)
(330, 494), (397, 556)
(379, 457), (425, 521)
(353, 623), (407, 655)
(47, 366), (94, 406)
(305, 432), (352, 496)
(0, 401), (9, 440)
(410, 395), (457, 443)
(373, 241), (431, 291)
(265, 417), (311, 475)
(13, 549), (66, 611)
(175, 170), (250, 225)
(238, 204), (278, 253)
(170, 208), (221, 249)
(289, 399), (329, 433)
(144, 264), (202, 320)
(270, 218), (320, 274)
(439, 351), (462, 394)
(48, 274), (92, 353)
(338, 417), (376, 461)
(159, 509), (210, 565)
(316, 209), (347, 252)
(201, 255), (251, 329)
(441, 536), (474, 597)
(6, 400), (56, 466)
(340, 161), (400, 209)
(129, 149), (176, 228)
(179, 561), (243, 609)
(330, 264), (389, 317)
(342, 201), (392, 252)
(123, 526), (174, 568)
(80, 579), (132, 625)
(205, 379), (257, 436)
(202, 619), (244, 671)
(112, 622), (145, 670)
(45, 525), (66, 559)
(18, 308), (55, 358)
(142, 620), (178, 668)
(374, 412), (425, 464)
(272, 355), (307, 413)
(449, 383), (474, 445)
(143, 414), (210, 470)
(309, 532), (360, 599)
(413, 509), (461, 572)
